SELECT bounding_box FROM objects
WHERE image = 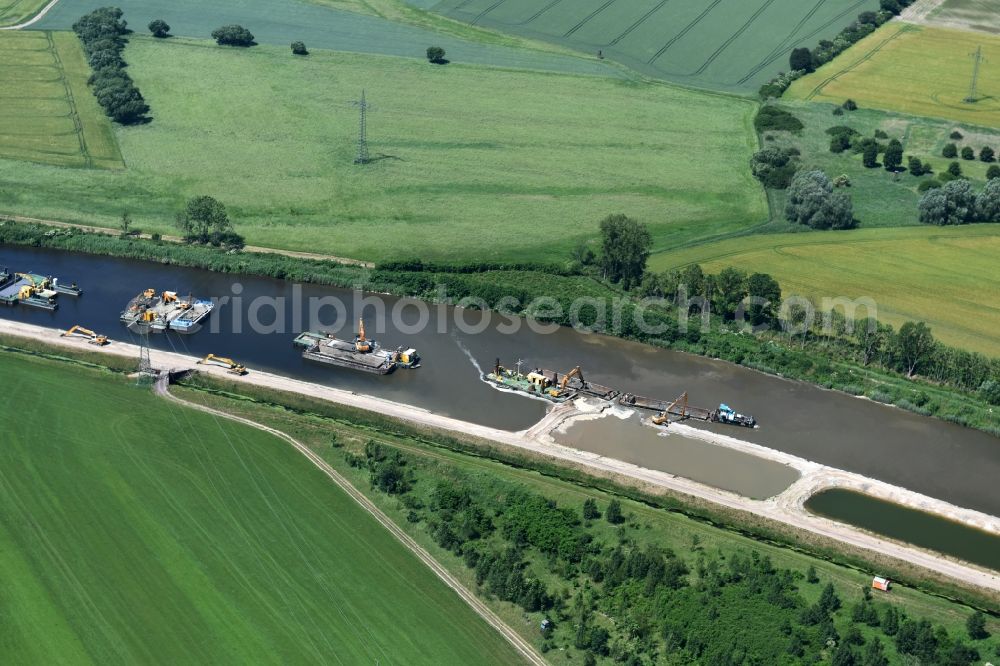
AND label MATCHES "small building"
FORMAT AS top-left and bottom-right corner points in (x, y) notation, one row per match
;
(872, 576), (891, 592)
